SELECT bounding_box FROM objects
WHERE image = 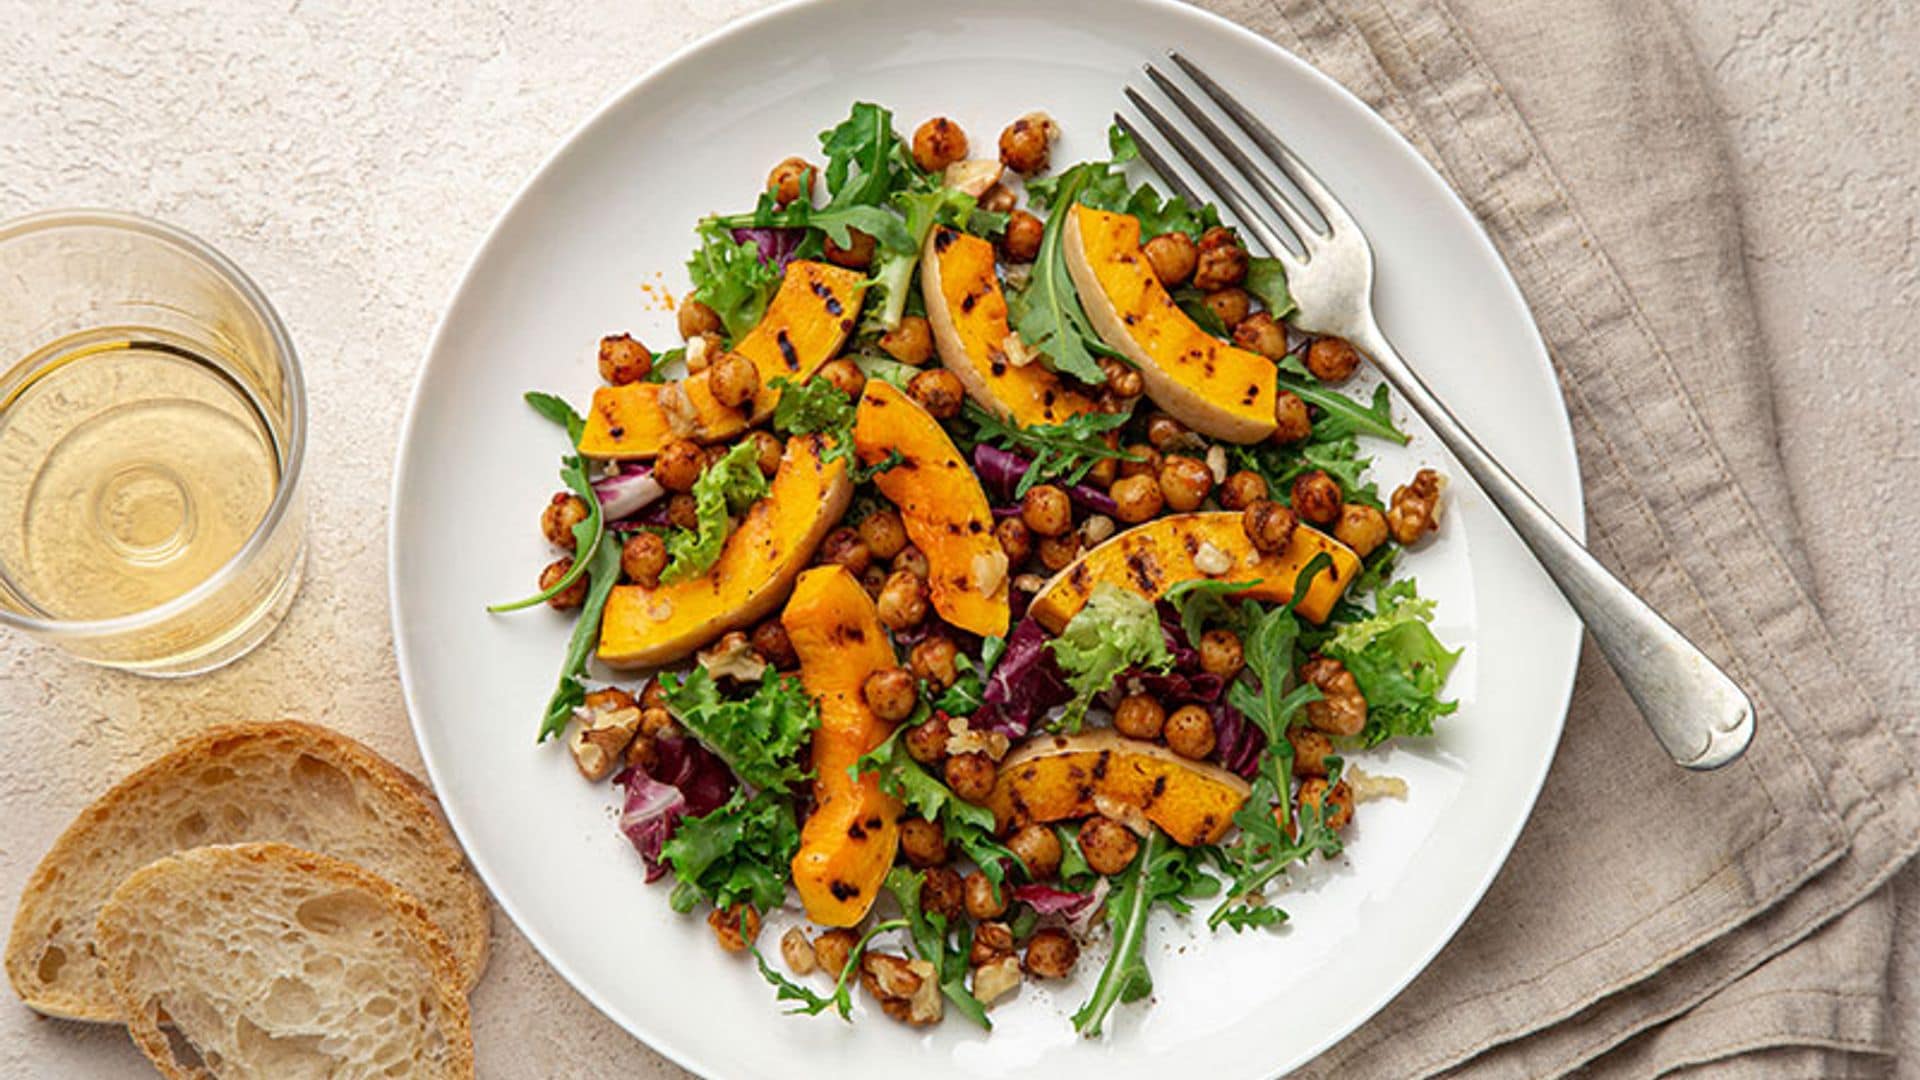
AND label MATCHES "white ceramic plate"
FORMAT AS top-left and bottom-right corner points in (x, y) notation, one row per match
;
(391, 0), (1585, 1075)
